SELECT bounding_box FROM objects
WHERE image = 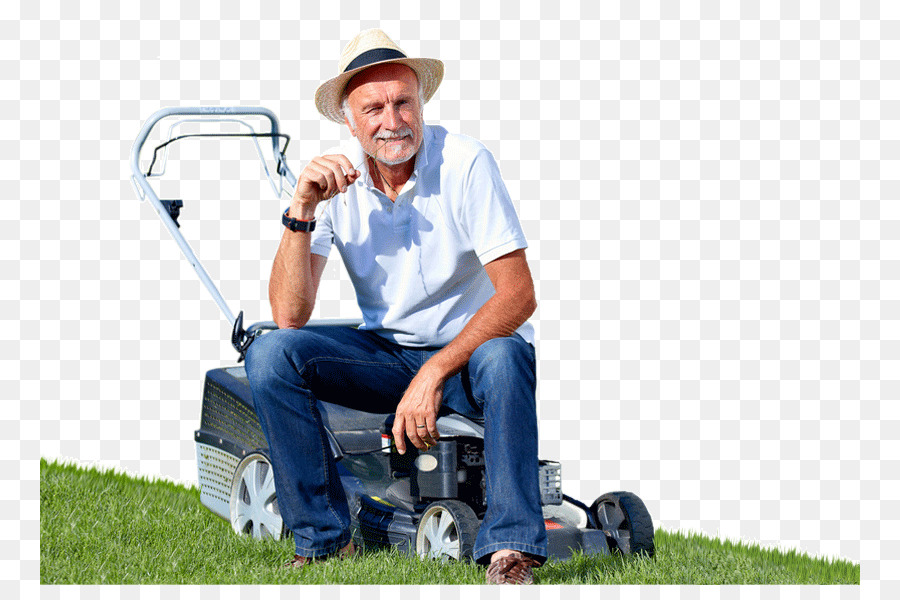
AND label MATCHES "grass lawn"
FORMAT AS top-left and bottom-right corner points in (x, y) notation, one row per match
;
(40, 458), (860, 585)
